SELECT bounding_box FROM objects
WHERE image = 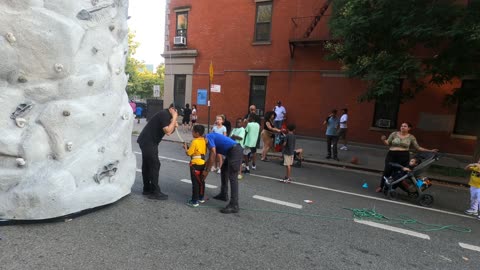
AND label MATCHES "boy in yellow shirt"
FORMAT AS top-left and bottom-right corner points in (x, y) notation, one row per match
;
(183, 125), (207, 207)
(464, 159), (480, 219)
